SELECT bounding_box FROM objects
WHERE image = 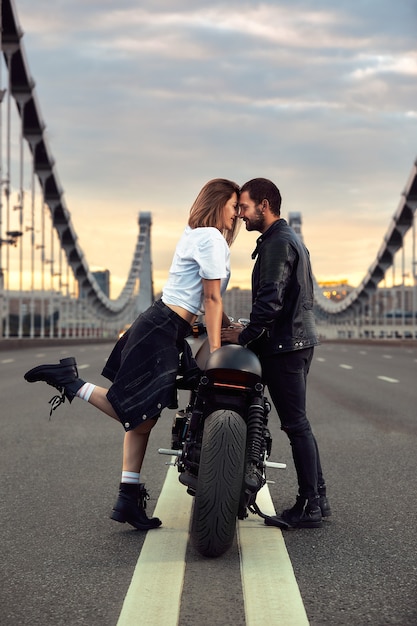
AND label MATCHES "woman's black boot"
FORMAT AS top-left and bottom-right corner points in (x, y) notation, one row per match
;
(24, 357), (85, 402)
(110, 483), (162, 530)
